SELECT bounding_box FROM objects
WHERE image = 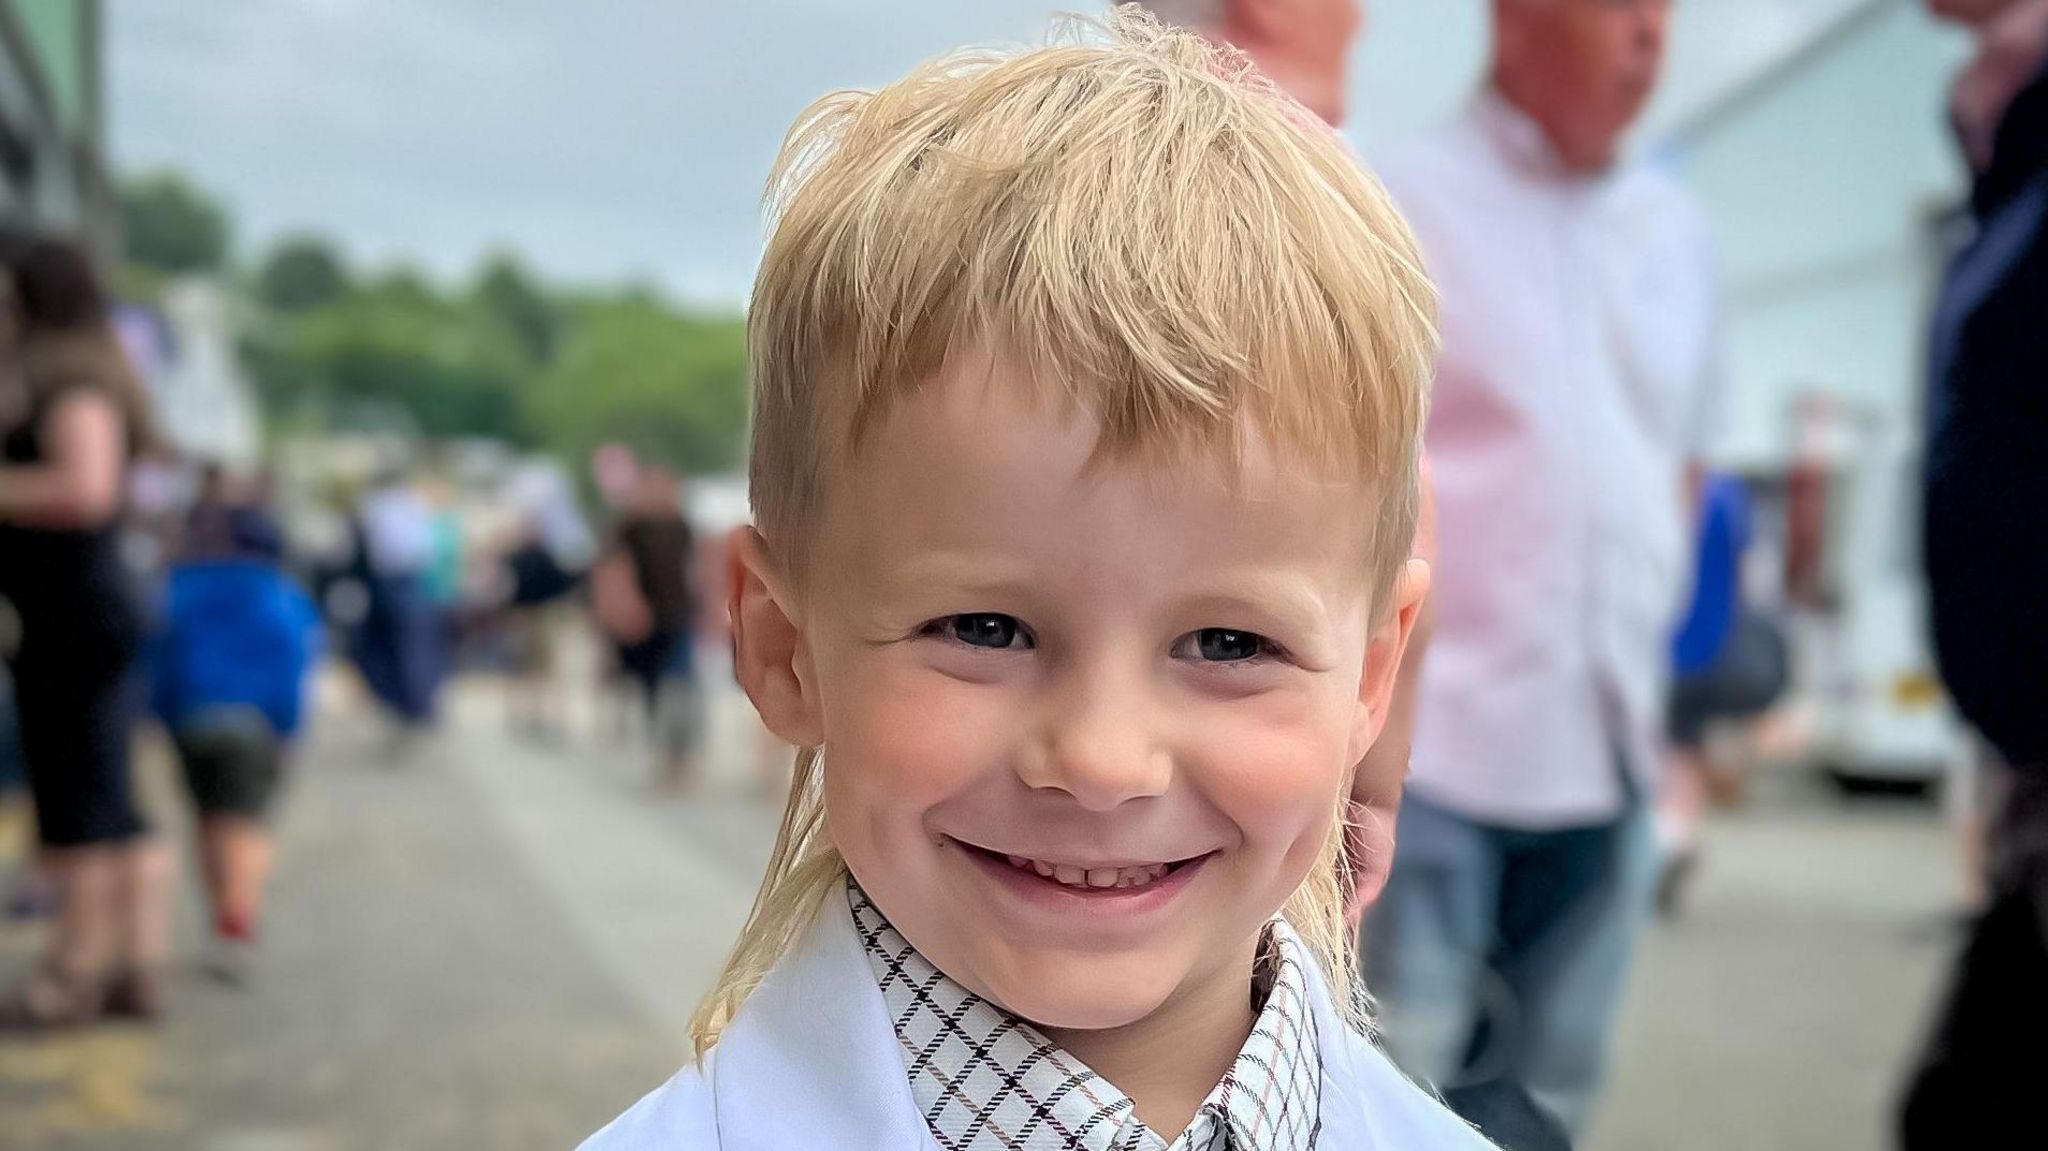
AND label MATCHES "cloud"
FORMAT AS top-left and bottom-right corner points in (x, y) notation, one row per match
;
(109, 0), (1878, 306)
